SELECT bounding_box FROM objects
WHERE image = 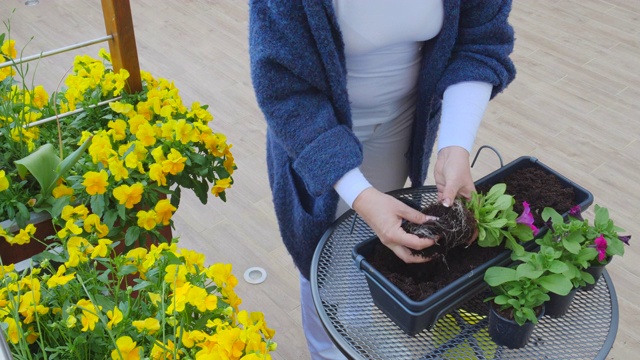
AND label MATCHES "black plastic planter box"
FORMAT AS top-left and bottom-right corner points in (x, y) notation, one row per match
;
(352, 156), (594, 336)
